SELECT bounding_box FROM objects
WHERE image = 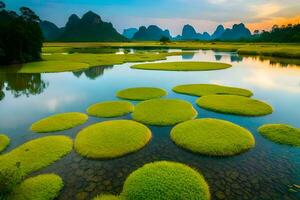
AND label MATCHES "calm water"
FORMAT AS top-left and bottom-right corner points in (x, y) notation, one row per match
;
(0, 50), (299, 200)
